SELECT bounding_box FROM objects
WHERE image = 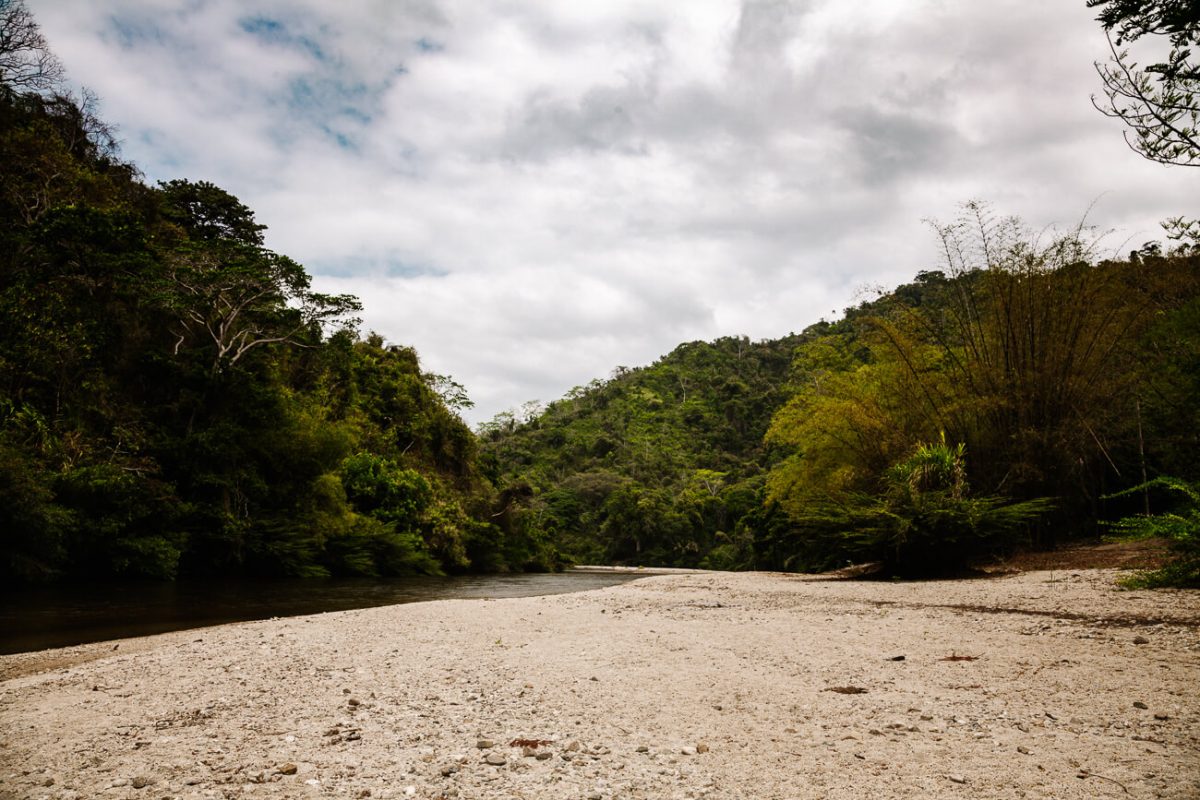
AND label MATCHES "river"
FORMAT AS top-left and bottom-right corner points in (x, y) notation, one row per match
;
(0, 570), (649, 655)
